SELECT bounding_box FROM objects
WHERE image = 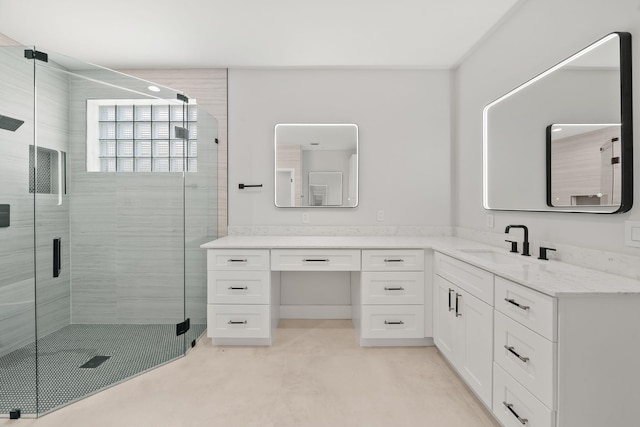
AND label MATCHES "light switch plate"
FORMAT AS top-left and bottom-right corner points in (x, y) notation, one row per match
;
(377, 210), (384, 222)
(625, 221), (640, 248)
